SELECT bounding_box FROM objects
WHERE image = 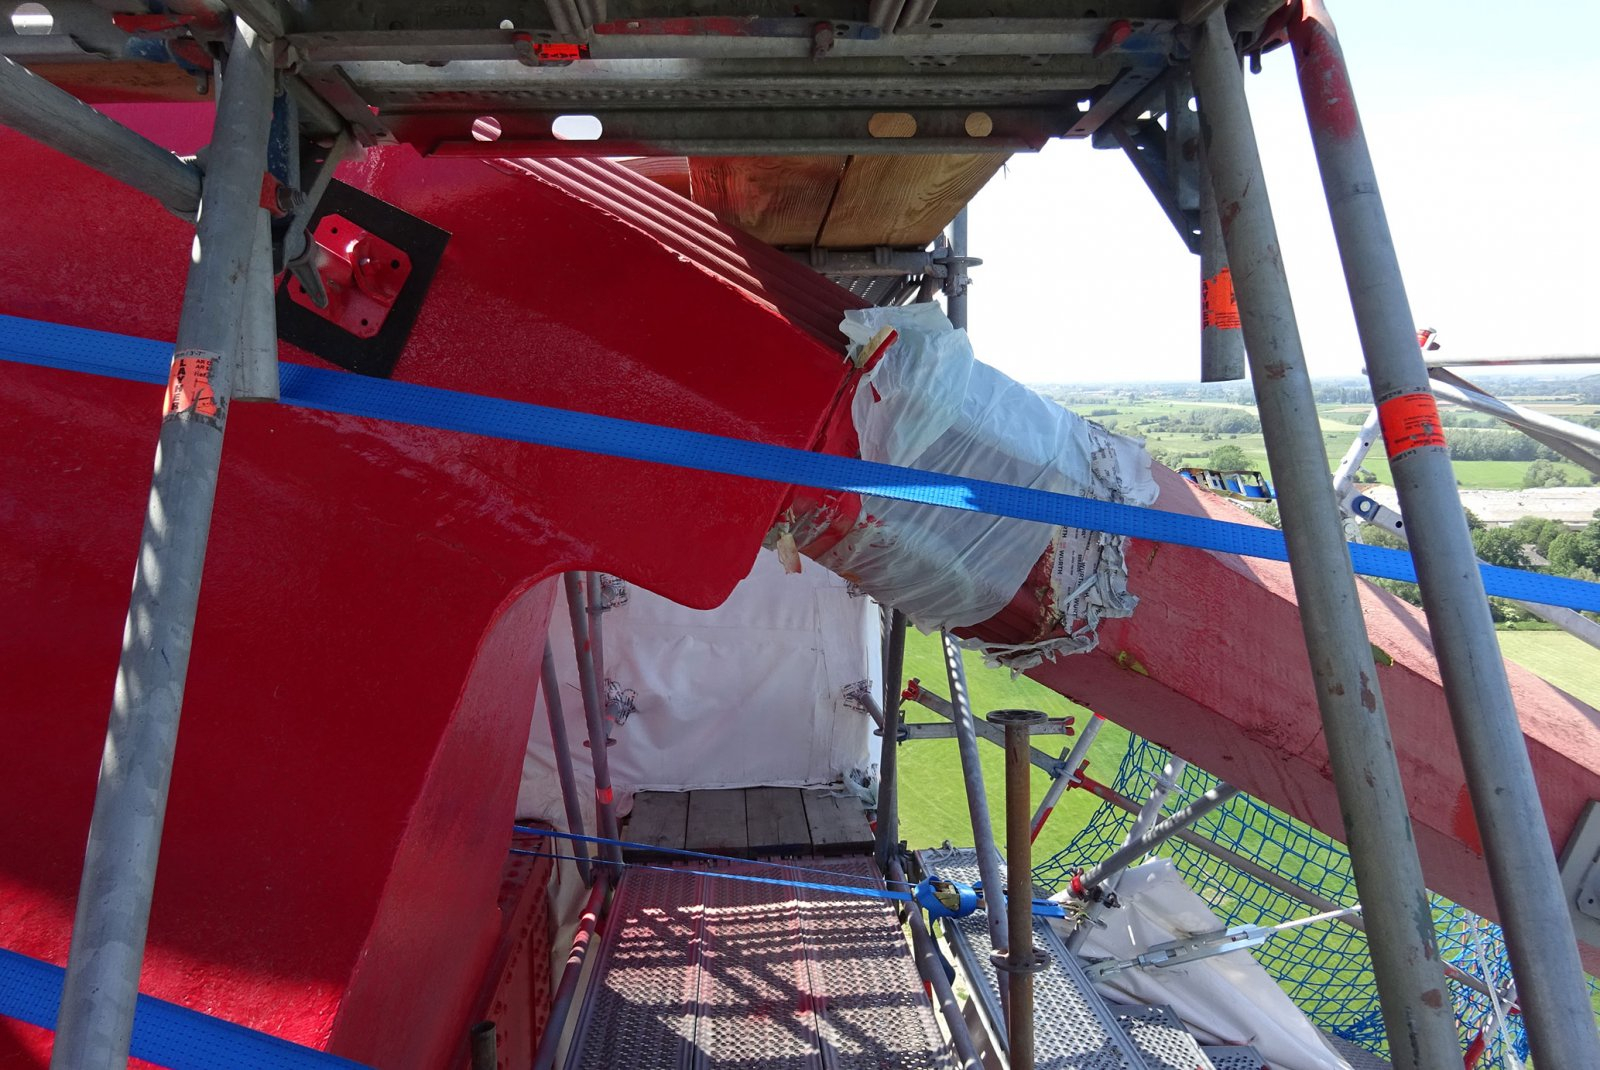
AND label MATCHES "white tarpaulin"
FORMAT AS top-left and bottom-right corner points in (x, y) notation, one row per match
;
(1076, 860), (1353, 1070)
(516, 548), (882, 827)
